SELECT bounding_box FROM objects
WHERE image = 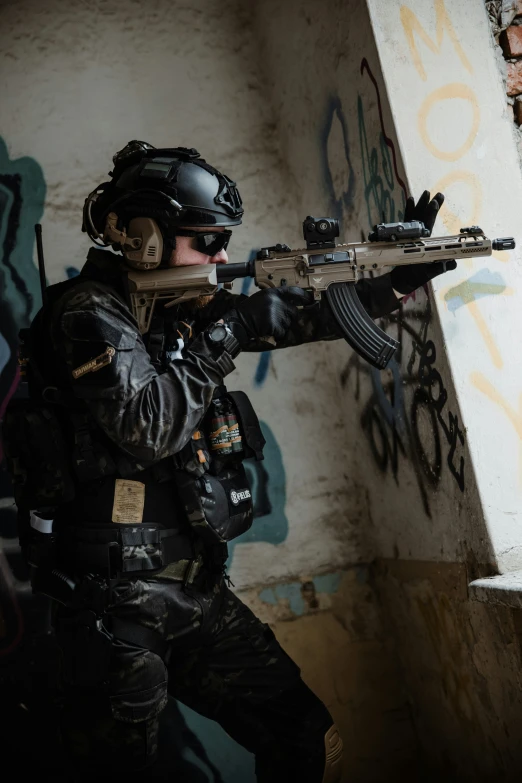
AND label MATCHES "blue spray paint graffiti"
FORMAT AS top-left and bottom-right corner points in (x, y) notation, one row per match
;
(0, 139), (46, 455)
(259, 572), (343, 617)
(0, 138), (46, 327)
(444, 269), (507, 312)
(0, 138), (46, 660)
(228, 420), (288, 565)
(320, 96), (356, 221)
(178, 702), (255, 783)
